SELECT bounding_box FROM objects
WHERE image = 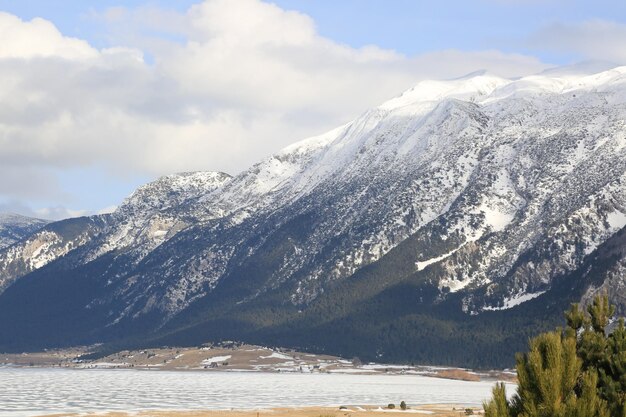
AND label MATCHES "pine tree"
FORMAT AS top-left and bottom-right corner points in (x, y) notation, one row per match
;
(565, 297), (626, 416)
(484, 295), (619, 417)
(483, 383), (512, 417)
(515, 331), (607, 417)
